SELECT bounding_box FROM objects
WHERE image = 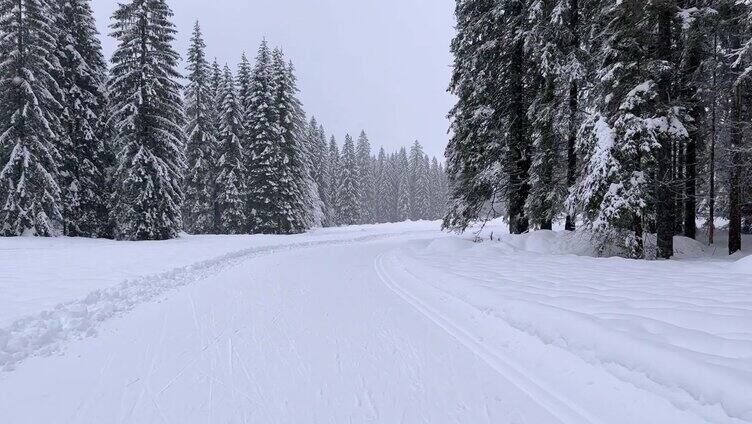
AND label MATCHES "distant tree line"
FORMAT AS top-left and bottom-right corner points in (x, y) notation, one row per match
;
(445, 0), (752, 258)
(0, 0), (448, 240)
